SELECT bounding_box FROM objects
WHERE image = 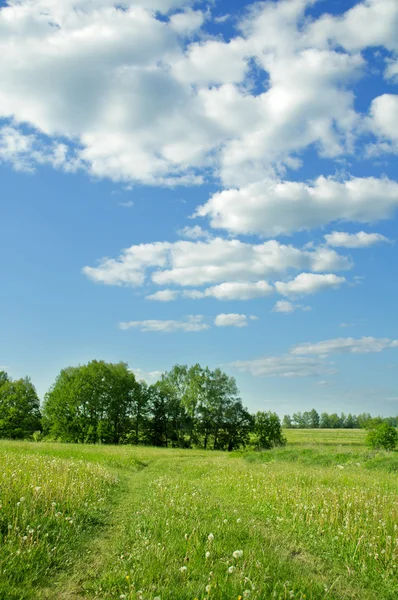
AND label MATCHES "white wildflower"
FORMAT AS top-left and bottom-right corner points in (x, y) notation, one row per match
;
(233, 550), (243, 559)
(205, 551), (211, 559)
(228, 566), (236, 574)
(180, 566), (187, 573)
(208, 533), (214, 542)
